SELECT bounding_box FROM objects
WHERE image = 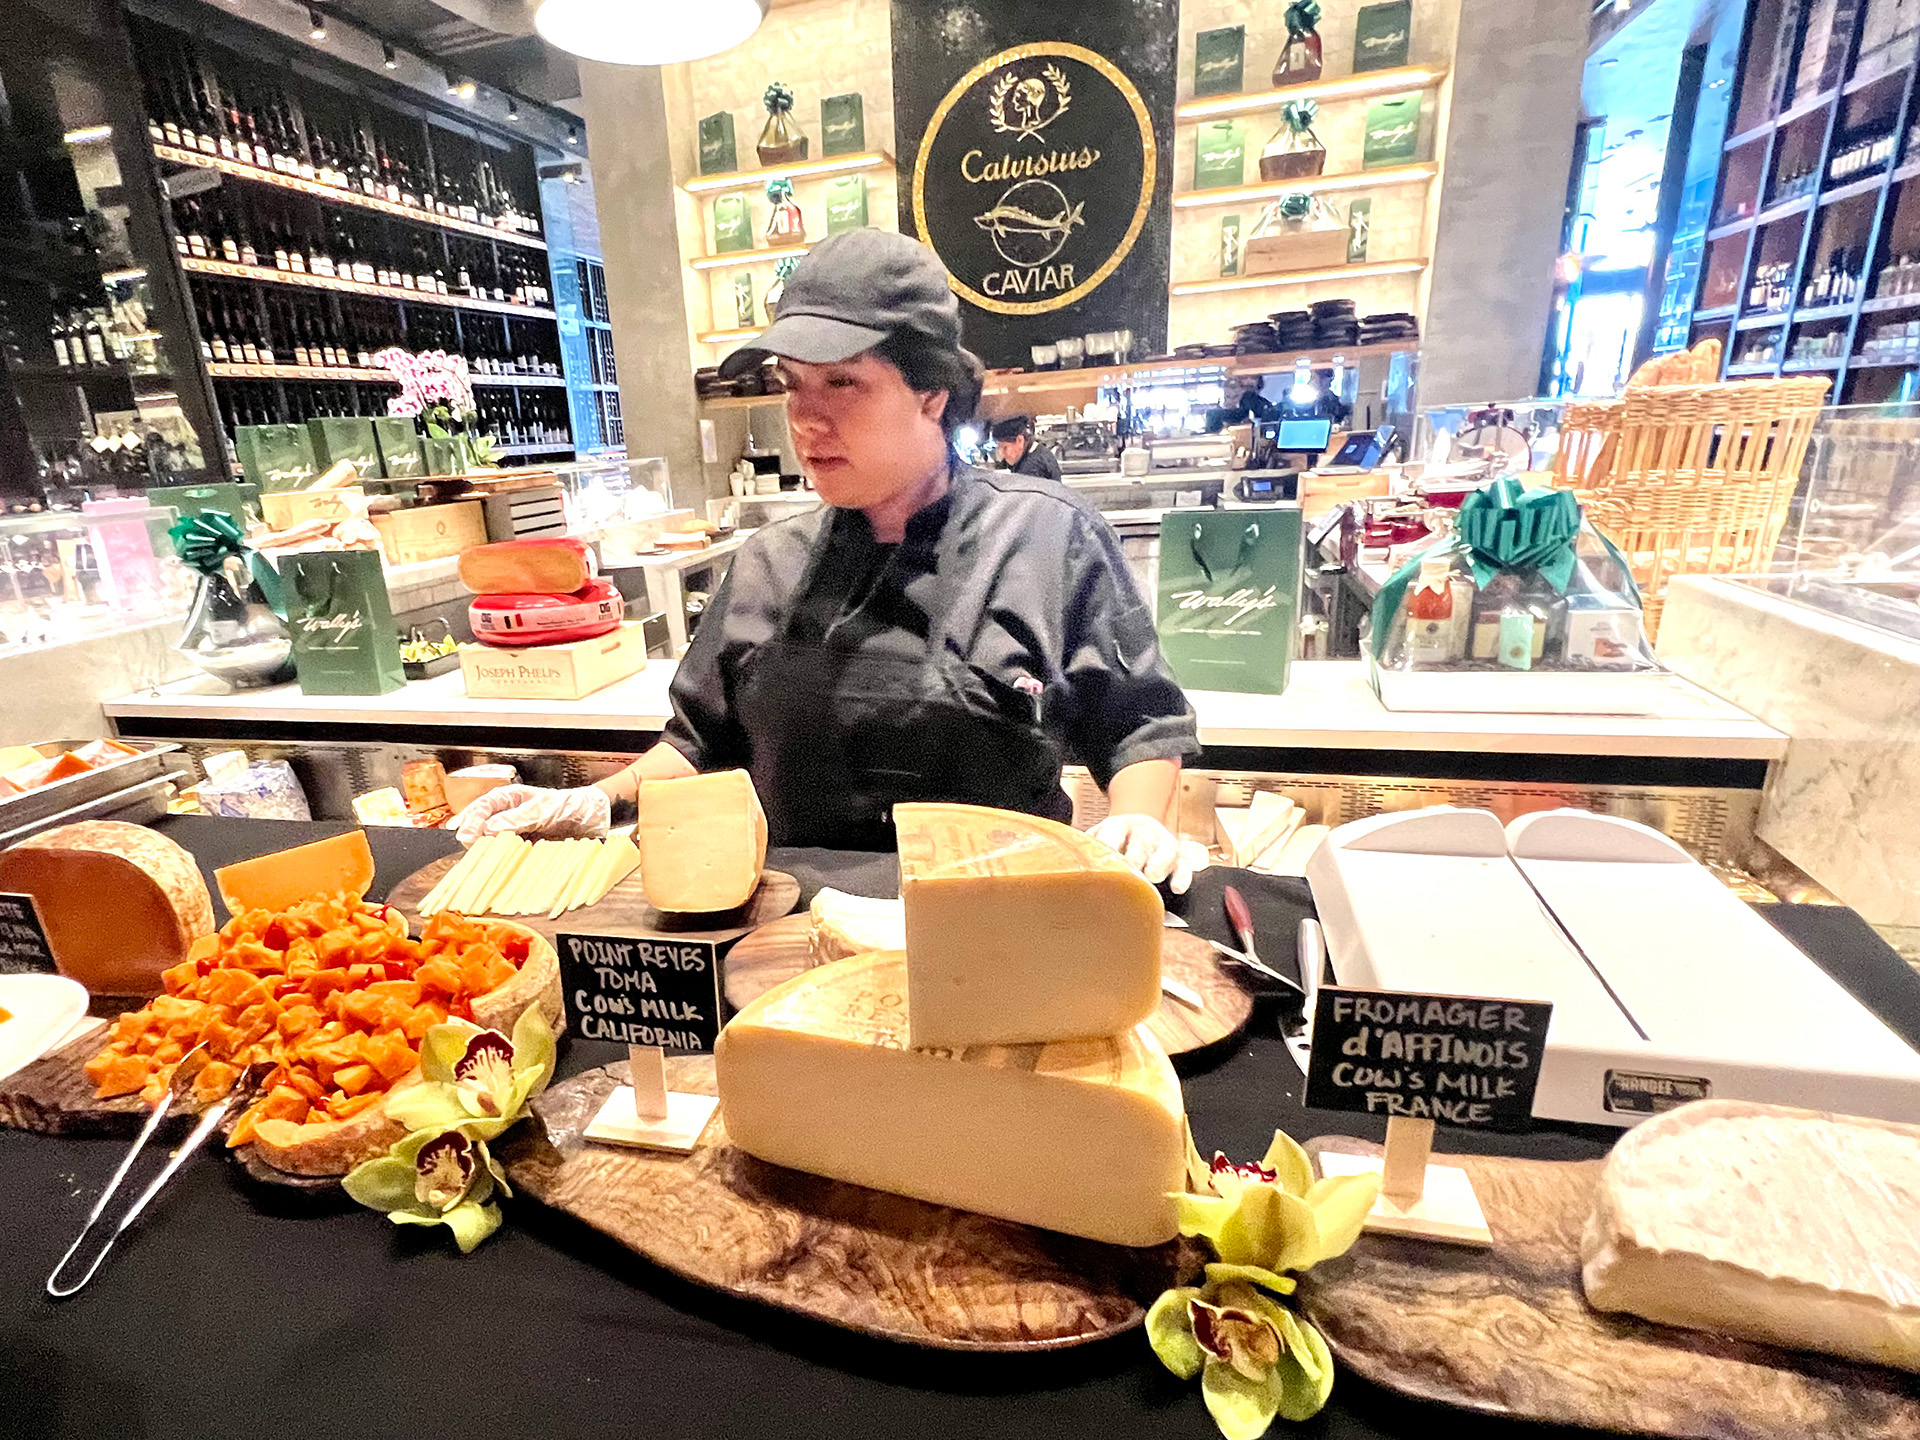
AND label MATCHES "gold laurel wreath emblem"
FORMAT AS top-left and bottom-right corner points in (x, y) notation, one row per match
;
(987, 62), (1072, 142)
